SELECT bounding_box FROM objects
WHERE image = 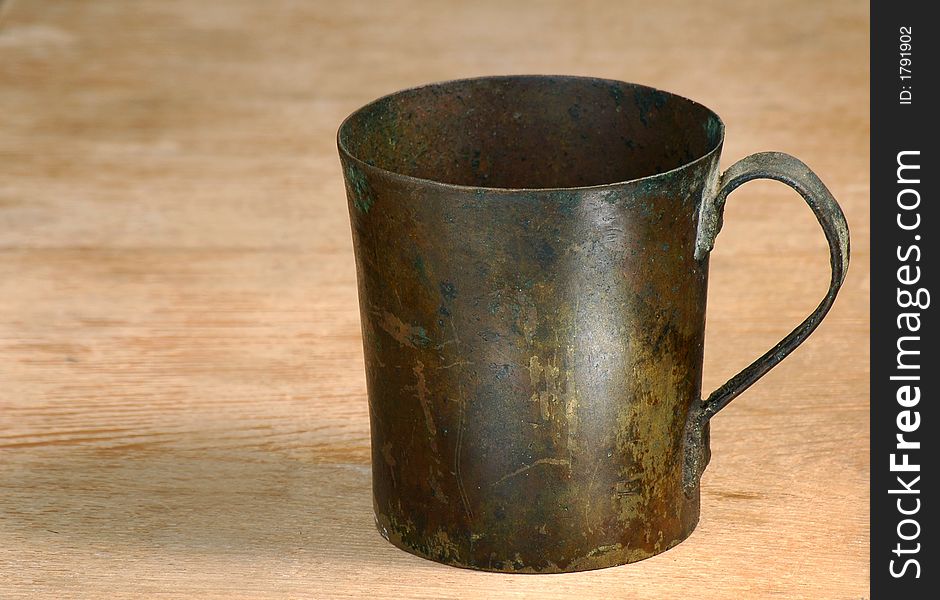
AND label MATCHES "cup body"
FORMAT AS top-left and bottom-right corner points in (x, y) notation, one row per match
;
(338, 76), (724, 572)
